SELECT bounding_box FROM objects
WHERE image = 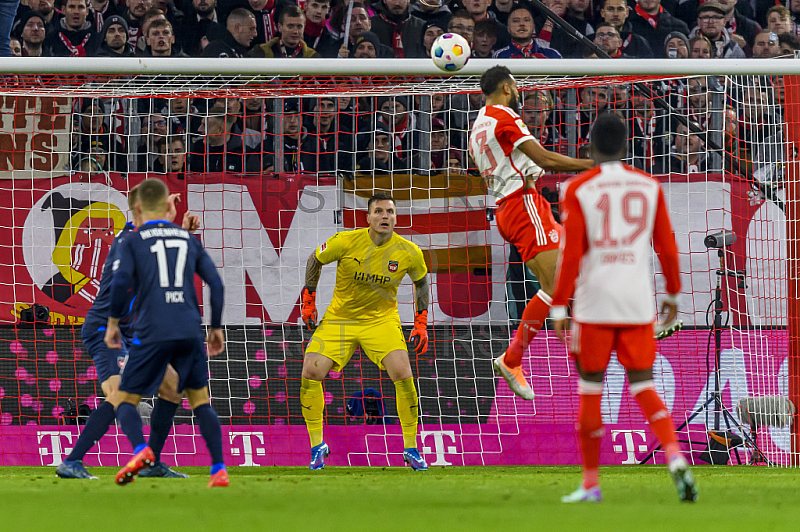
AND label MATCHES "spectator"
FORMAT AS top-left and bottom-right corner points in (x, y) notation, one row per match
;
(534, 0), (581, 56)
(9, 36), (21, 56)
(488, 0), (514, 25)
(494, 6), (561, 58)
(202, 8), (256, 56)
(241, 98), (266, 149)
(144, 18), (185, 56)
(87, 0), (122, 34)
(162, 97), (196, 134)
(244, 0), (291, 47)
(154, 135), (187, 174)
(152, 0), (184, 45)
(628, 0), (689, 58)
(16, 11), (49, 57)
(767, 6), (793, 37)
(447, 9), (474, 42)
(522, 90), (565, 152)
(46, 0), (101, 56)
(327, 0), (375, 43)
(28, 0), (60, 32)
(751, 29), (780, 58)
(421, 21), (445, 57)
(96, 14), (134, 56)
(189, 114), (249, 173)
(259, 99), (309, 173)
(678, 0), (760, 49)
(137, 111), (169, 170)
(446, 149), (465, 175)
(629, 93), (669, 172)
(411, 0), (451, 29)
(656, 122), (722, 174)
(250, 5), (321, 57)
(303, 0), (336, 52)
(302, 96), (355, 174)
(123, 0), (152, 51)
(331, 3), (394, 58)
(564, 0), (595, 38)
(375, 95), (417, 161)
(349, 30), (387, 57)
(137, 7), (166, 53)
(779, 32), (800, 57)
(471, 18), (497, 58)
(355, 122), (407, 174)
(689, 1), (746, 58)
(592, 22), (626, 57)
(689, 34), (712, 57)
(77, 99), (127, 171)
(664, 31), (689, 58)
(370, 0), (426, 58)
(181, 0), (219, 55)
(600, 0), (653, 58)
